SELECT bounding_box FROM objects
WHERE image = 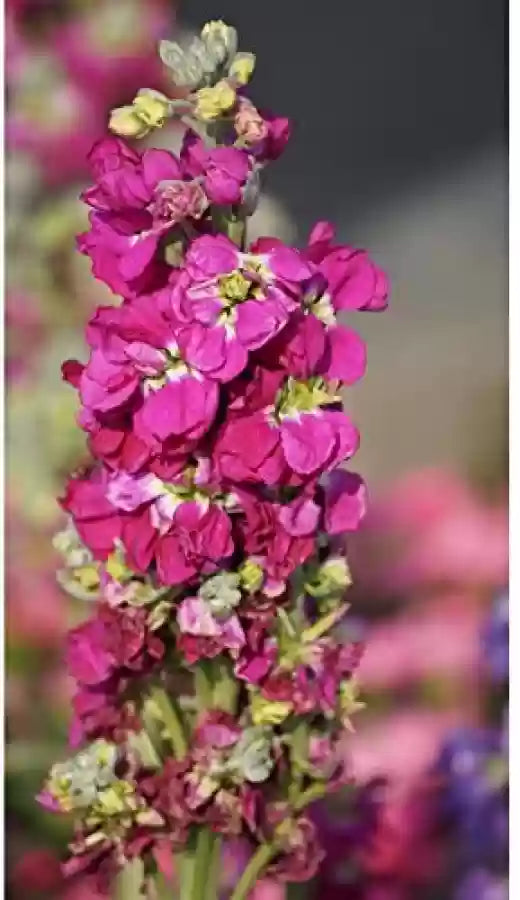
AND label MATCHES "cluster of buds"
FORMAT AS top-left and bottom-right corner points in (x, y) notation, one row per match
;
(41, 18), (389, 900)
(110, 20), (257, 138)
